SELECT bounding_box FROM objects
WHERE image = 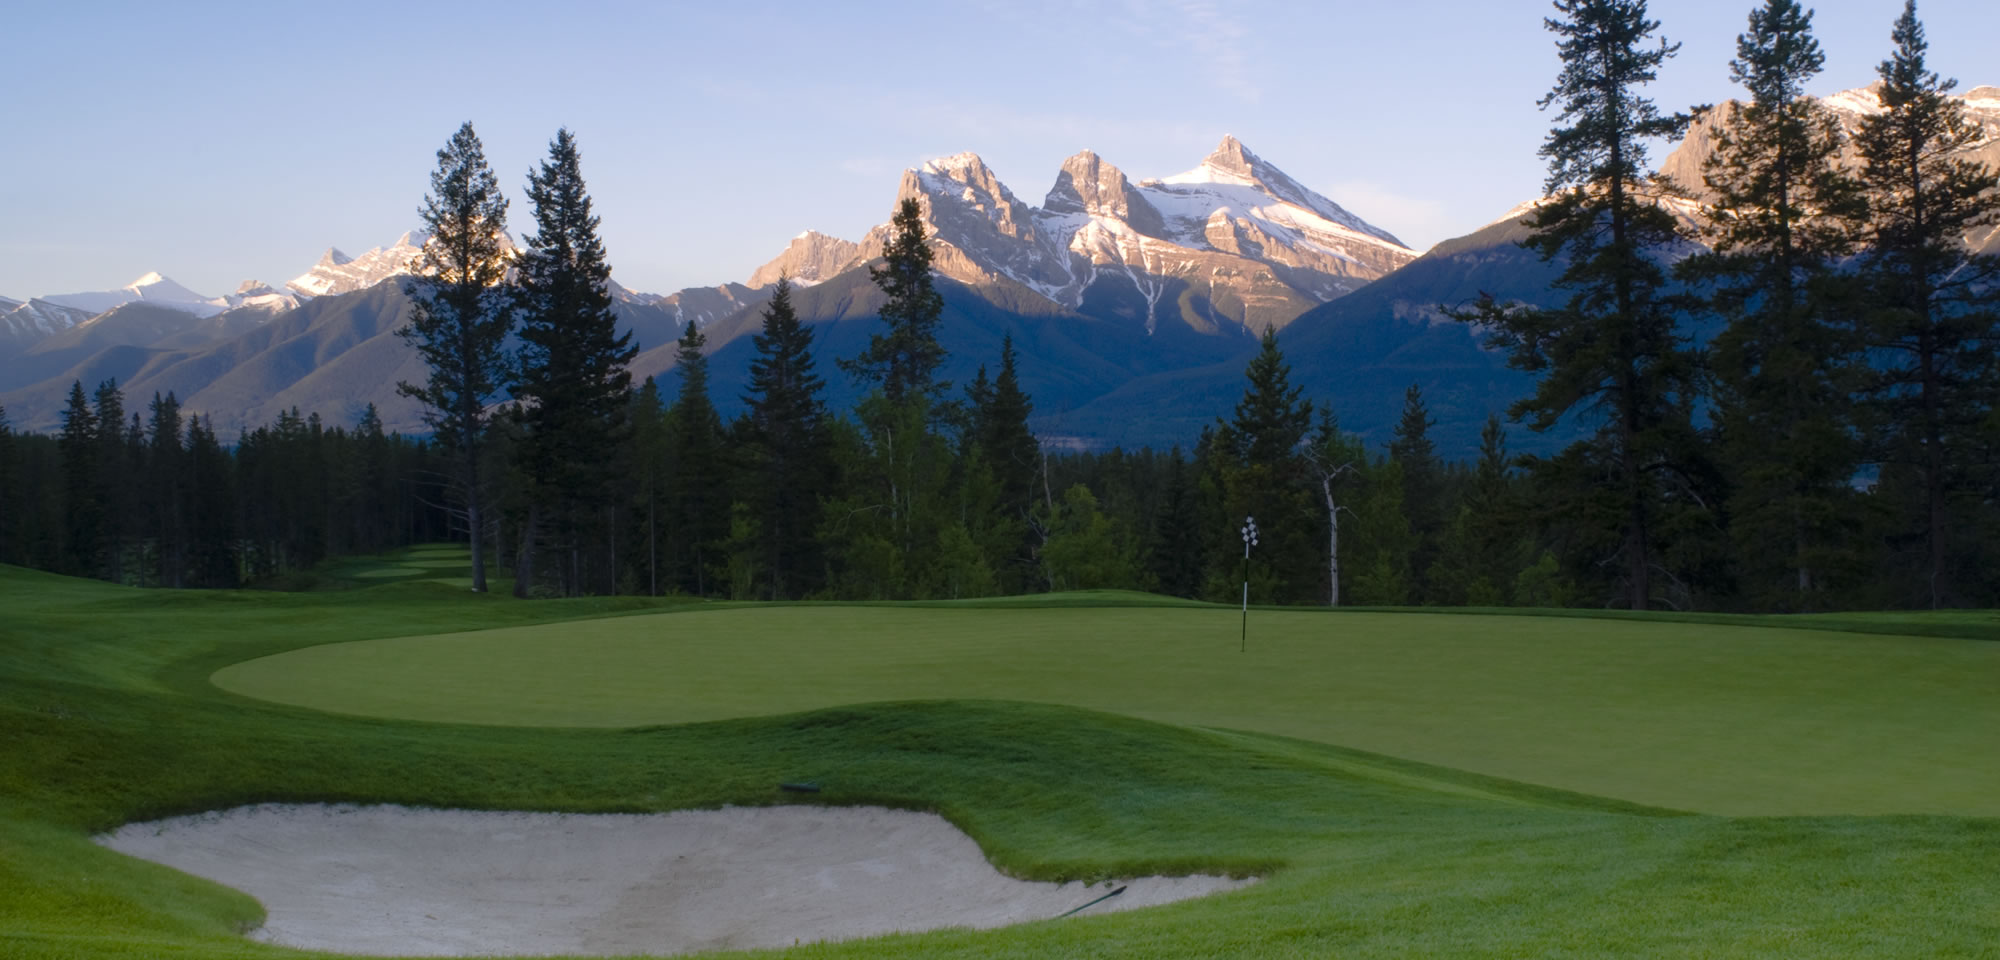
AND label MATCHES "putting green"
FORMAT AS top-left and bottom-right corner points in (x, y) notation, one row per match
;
(213, 606), (2000, 817)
